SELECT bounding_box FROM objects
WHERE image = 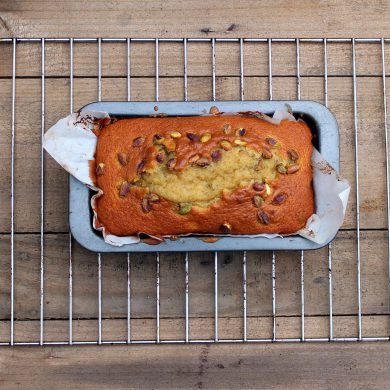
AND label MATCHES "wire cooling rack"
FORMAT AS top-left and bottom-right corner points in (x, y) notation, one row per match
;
(0, 37), (389, 345)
